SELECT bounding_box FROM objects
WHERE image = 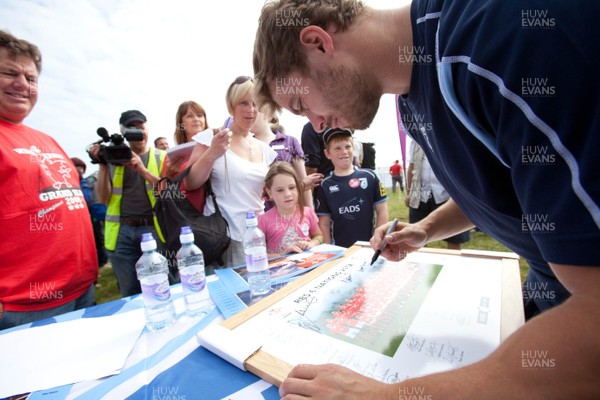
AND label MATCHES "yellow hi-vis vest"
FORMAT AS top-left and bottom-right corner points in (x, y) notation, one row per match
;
(104, 147), (166, 251)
